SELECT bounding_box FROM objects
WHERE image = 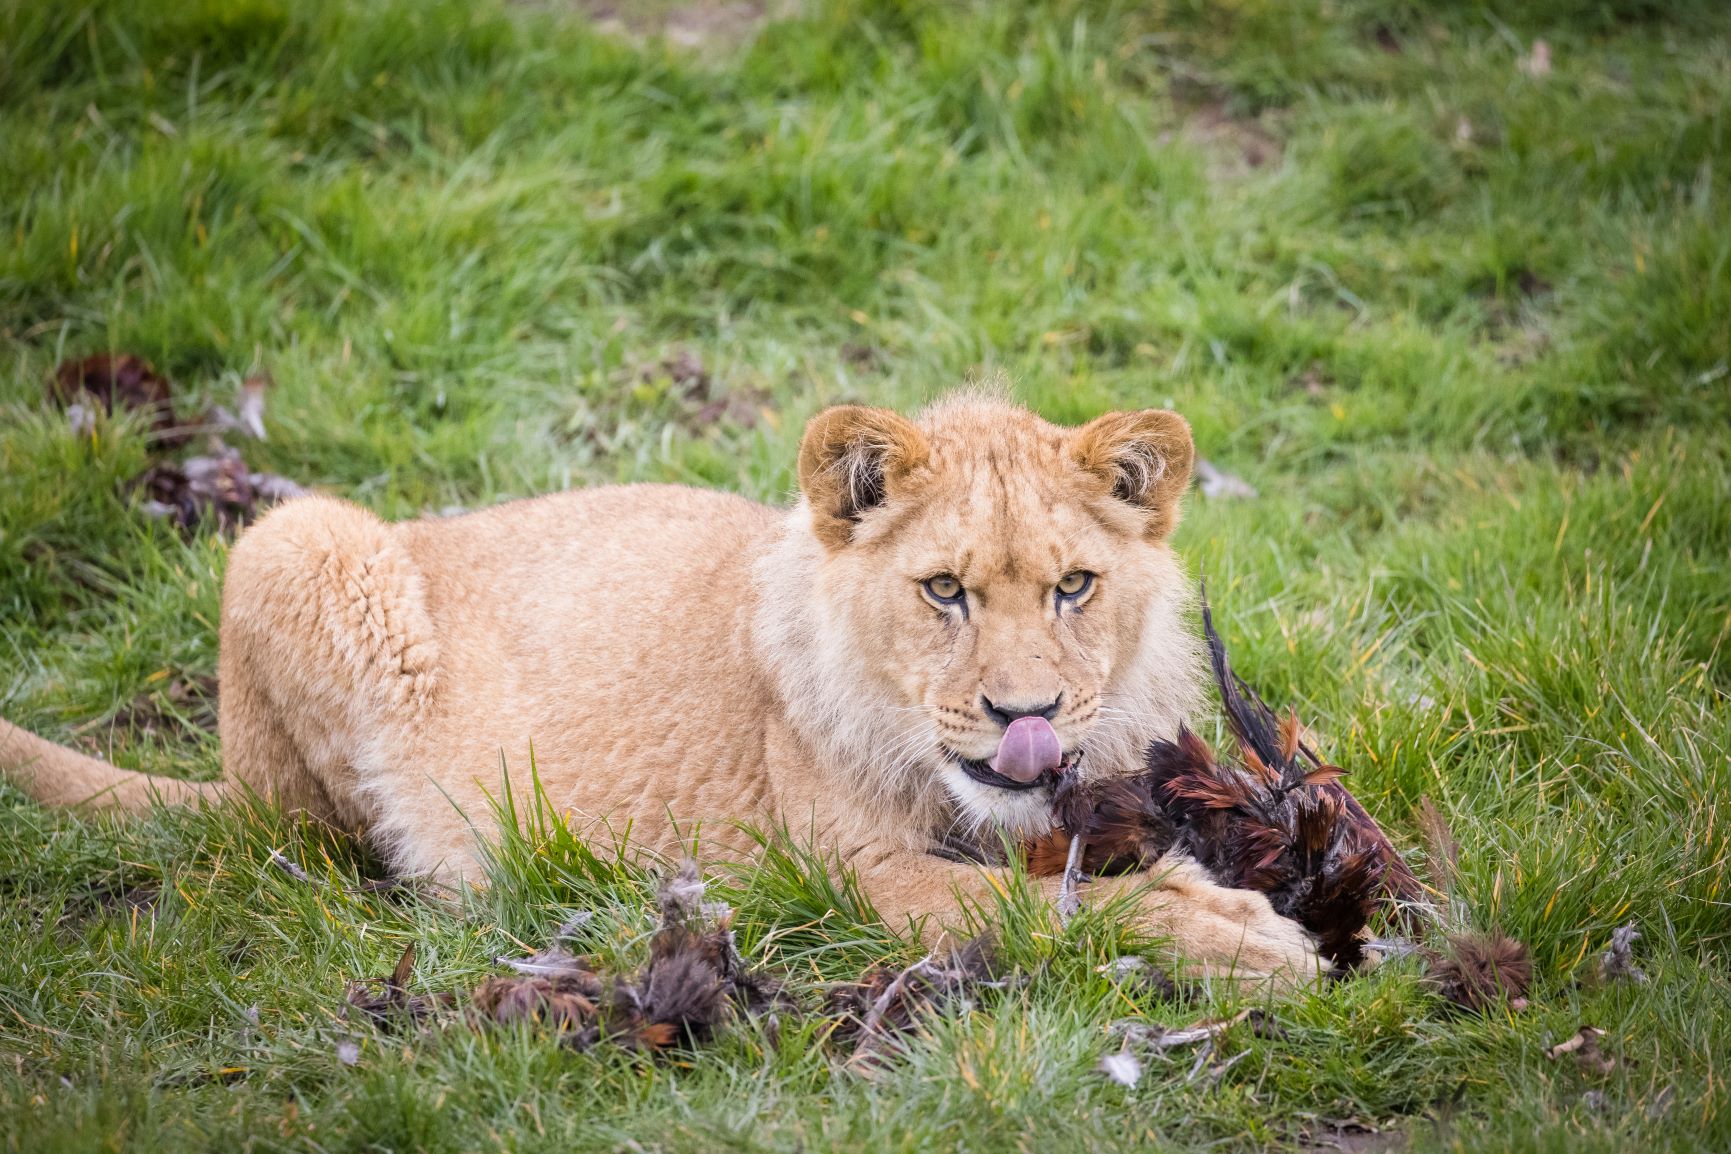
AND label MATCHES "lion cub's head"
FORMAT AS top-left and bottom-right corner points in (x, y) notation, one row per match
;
(758, 396), (1203, 843)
